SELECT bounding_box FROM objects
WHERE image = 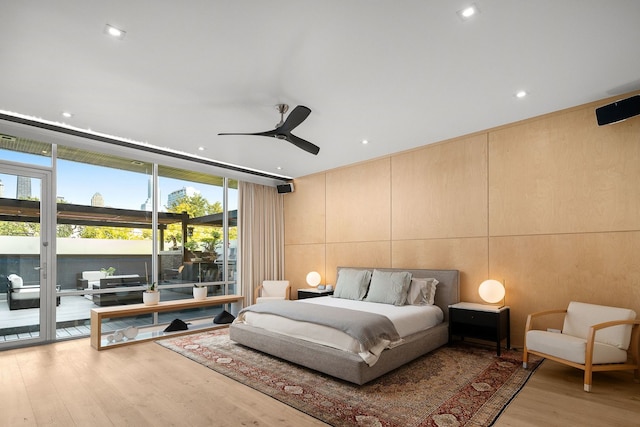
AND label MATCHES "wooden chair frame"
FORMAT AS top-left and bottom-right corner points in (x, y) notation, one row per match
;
(523, 308), (640, 392)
